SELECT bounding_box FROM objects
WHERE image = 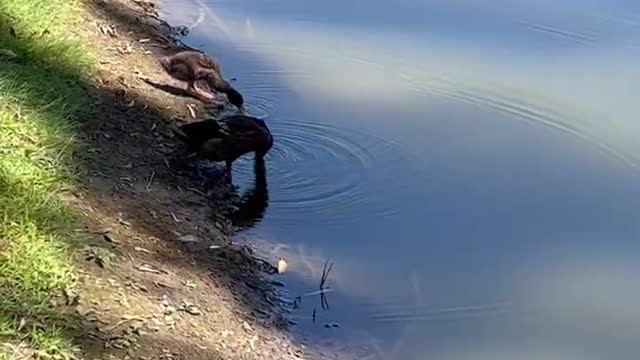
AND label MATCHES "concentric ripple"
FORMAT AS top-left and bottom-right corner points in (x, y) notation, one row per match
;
(236, 77), (281, 118)
(231, 119), (405, 227)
